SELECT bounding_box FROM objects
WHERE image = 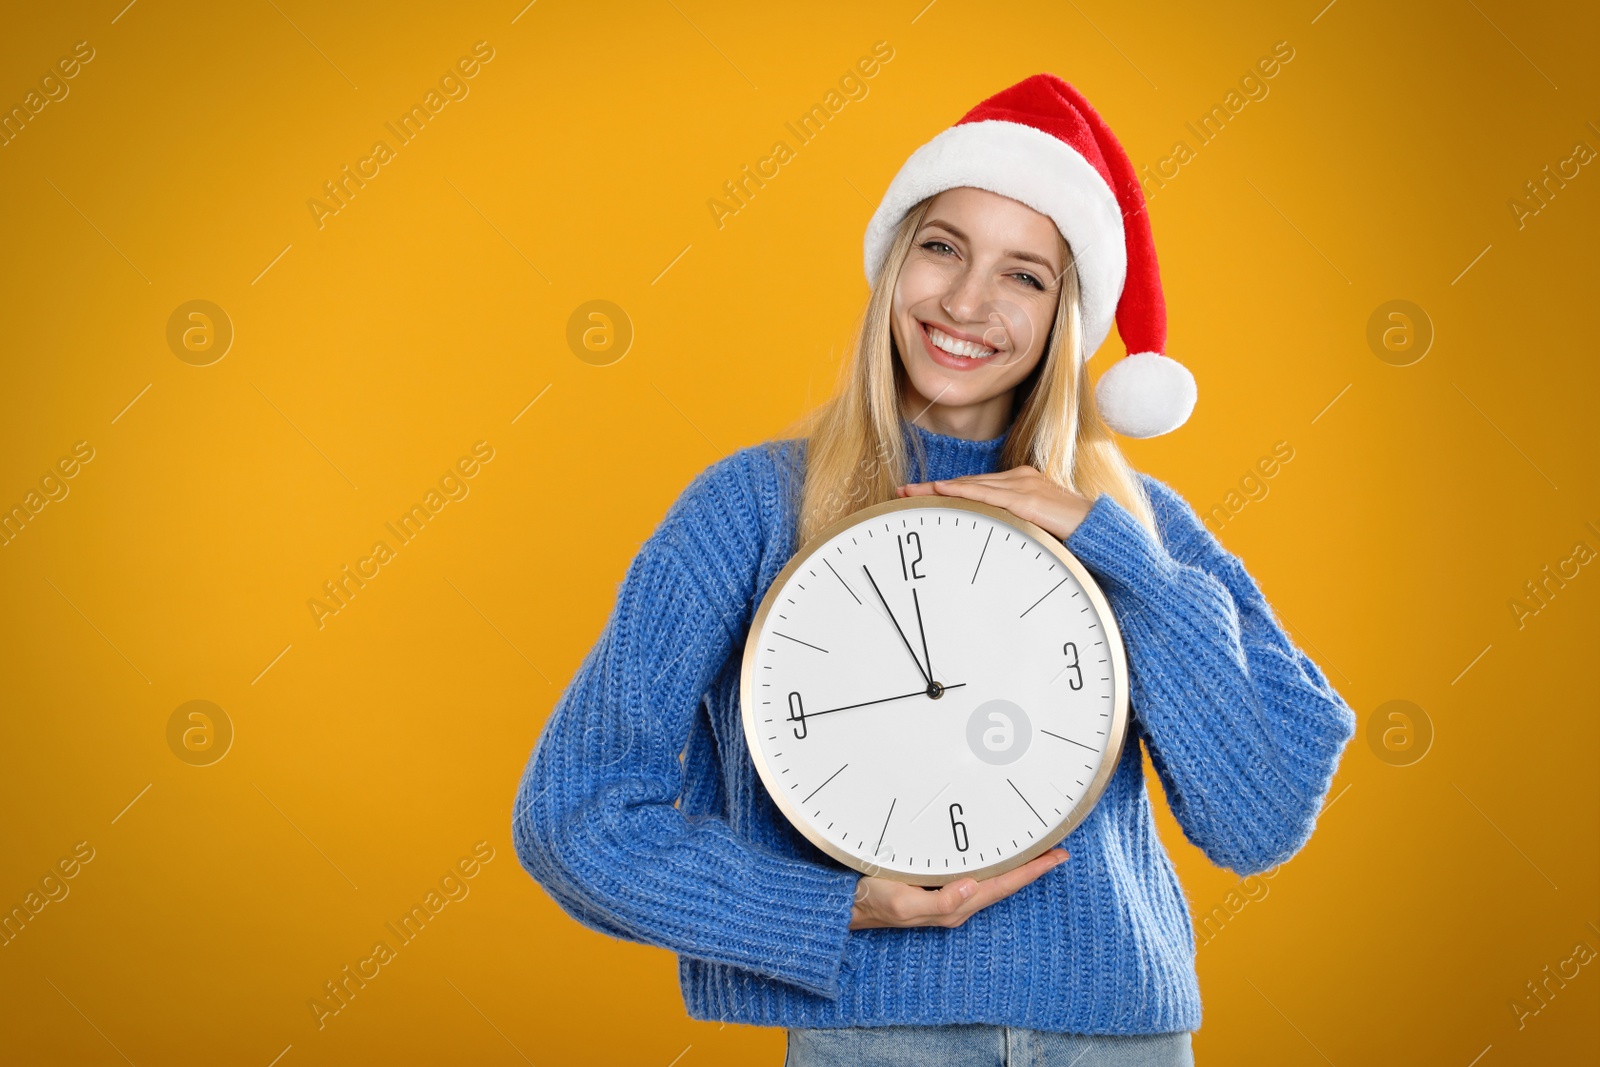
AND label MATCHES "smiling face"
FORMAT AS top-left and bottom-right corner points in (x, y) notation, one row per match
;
(891, 186), (1068, 438)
